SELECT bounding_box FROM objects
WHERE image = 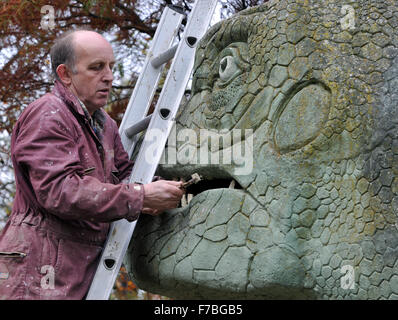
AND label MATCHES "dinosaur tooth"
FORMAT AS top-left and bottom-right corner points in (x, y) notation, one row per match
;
(187, 193), (193, 204)
(180, 194), (187, 207)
